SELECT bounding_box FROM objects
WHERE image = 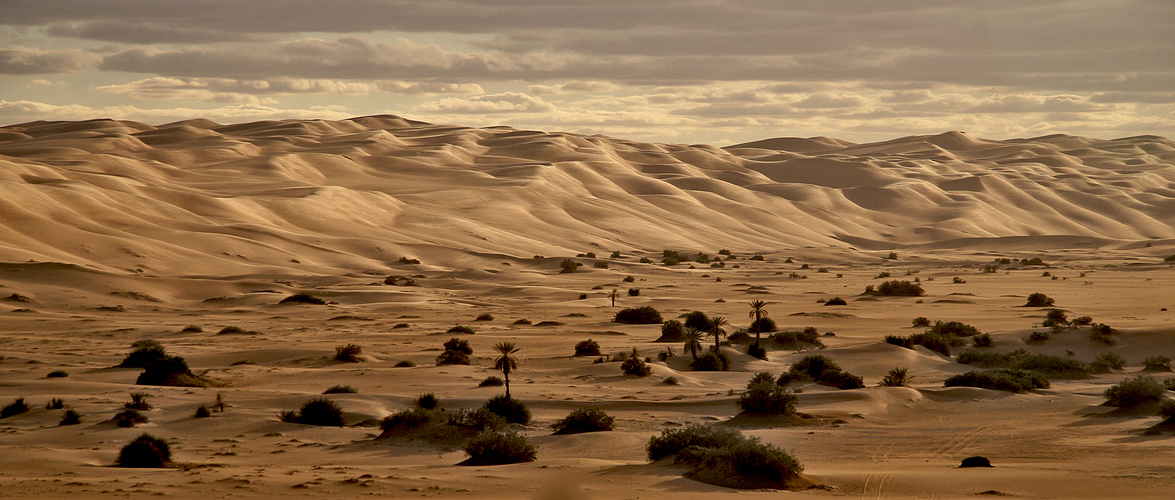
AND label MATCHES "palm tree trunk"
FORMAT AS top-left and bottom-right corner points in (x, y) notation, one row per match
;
(753, 311), (761, 346)
(504, 370), (511, 399)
